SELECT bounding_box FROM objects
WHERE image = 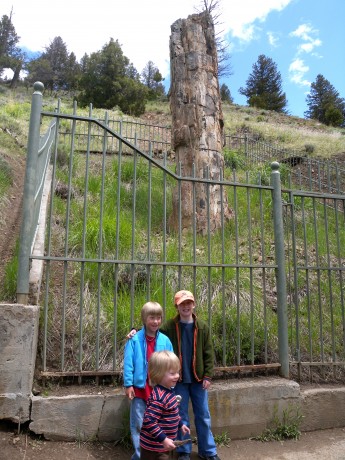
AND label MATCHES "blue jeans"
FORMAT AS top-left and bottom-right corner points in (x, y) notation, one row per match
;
(175, 382), (217, 458)
(130, 397), (146, 460)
